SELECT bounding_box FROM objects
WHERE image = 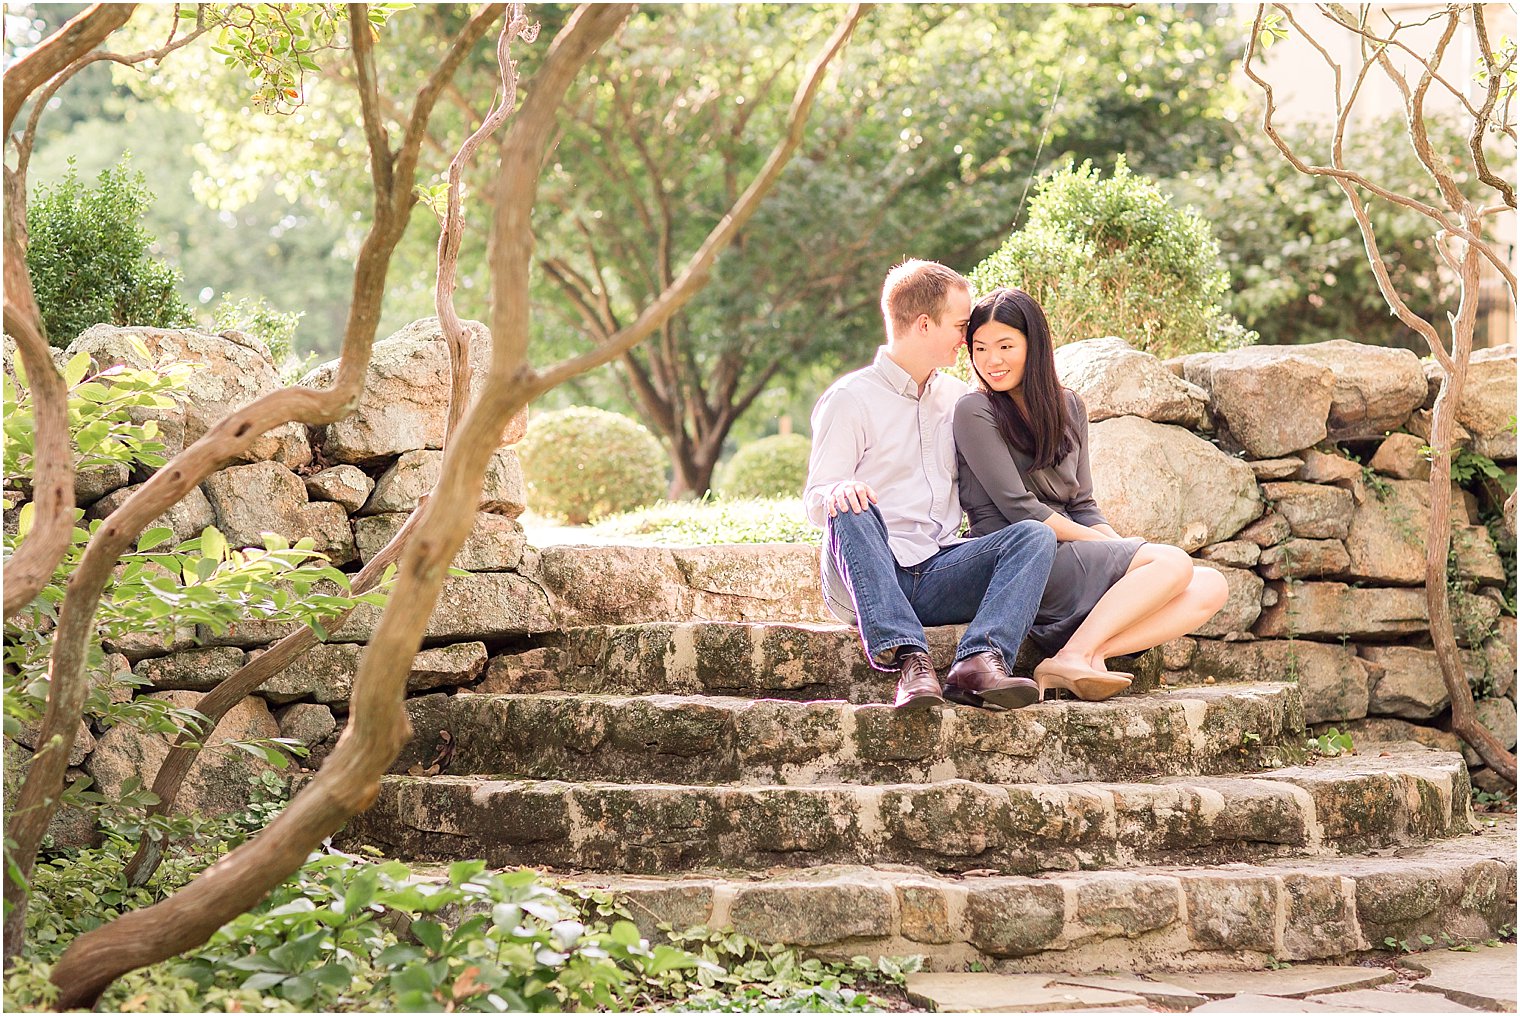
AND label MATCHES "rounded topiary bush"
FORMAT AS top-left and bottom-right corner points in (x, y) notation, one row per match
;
(719, 433), (811, 499)
(968, 156), (1249, 358)
(520, 407), (667, 524)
